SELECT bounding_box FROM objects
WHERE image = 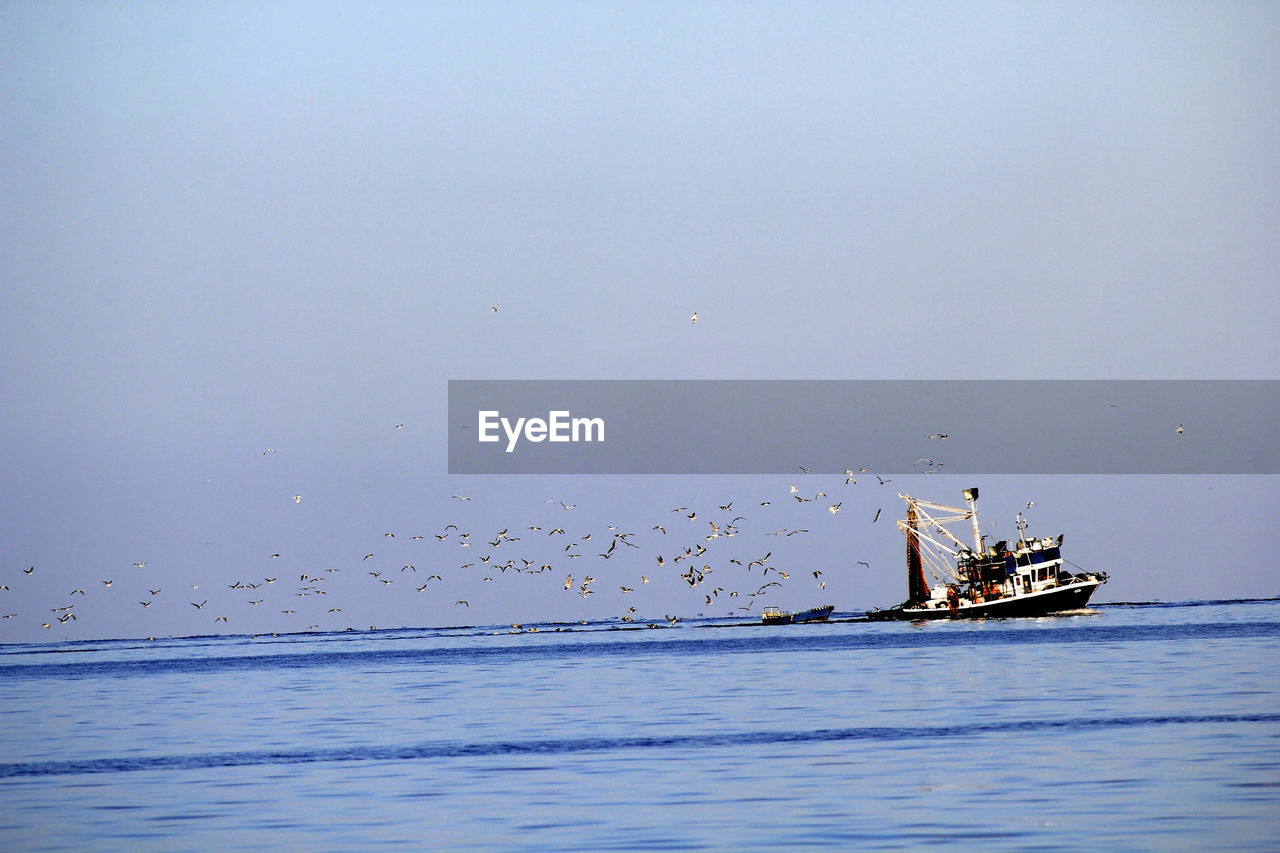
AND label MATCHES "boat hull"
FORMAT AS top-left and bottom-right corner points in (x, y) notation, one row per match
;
(866, 578), (1102, 621)
(762, 604), (835, 625)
